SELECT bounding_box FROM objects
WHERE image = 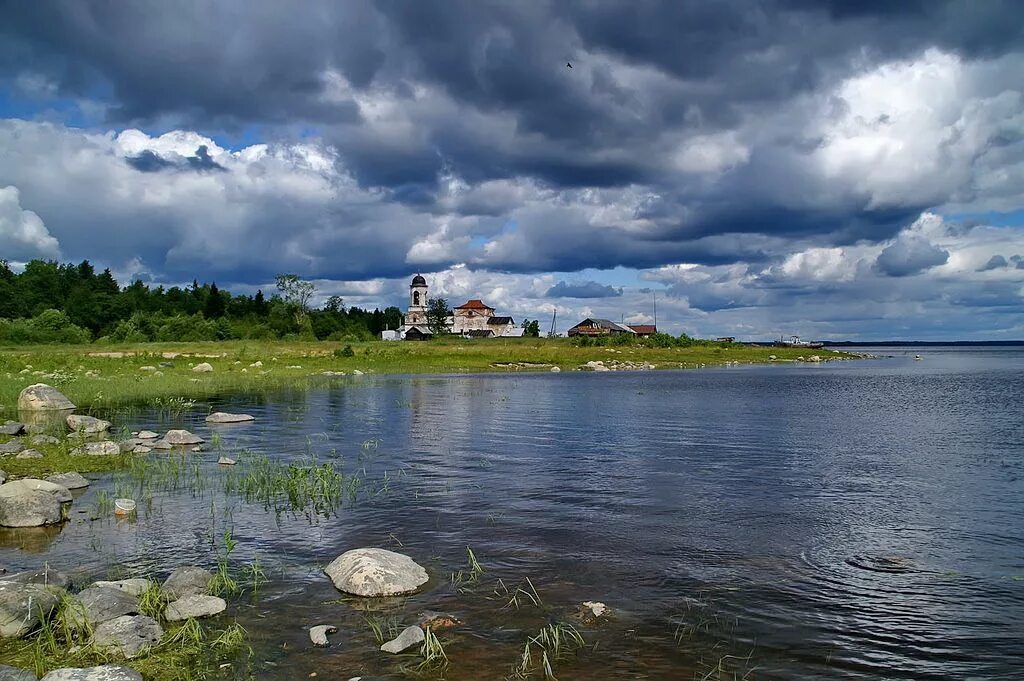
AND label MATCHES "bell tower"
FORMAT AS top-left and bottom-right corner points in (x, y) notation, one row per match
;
(407, 274), (428, 326)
